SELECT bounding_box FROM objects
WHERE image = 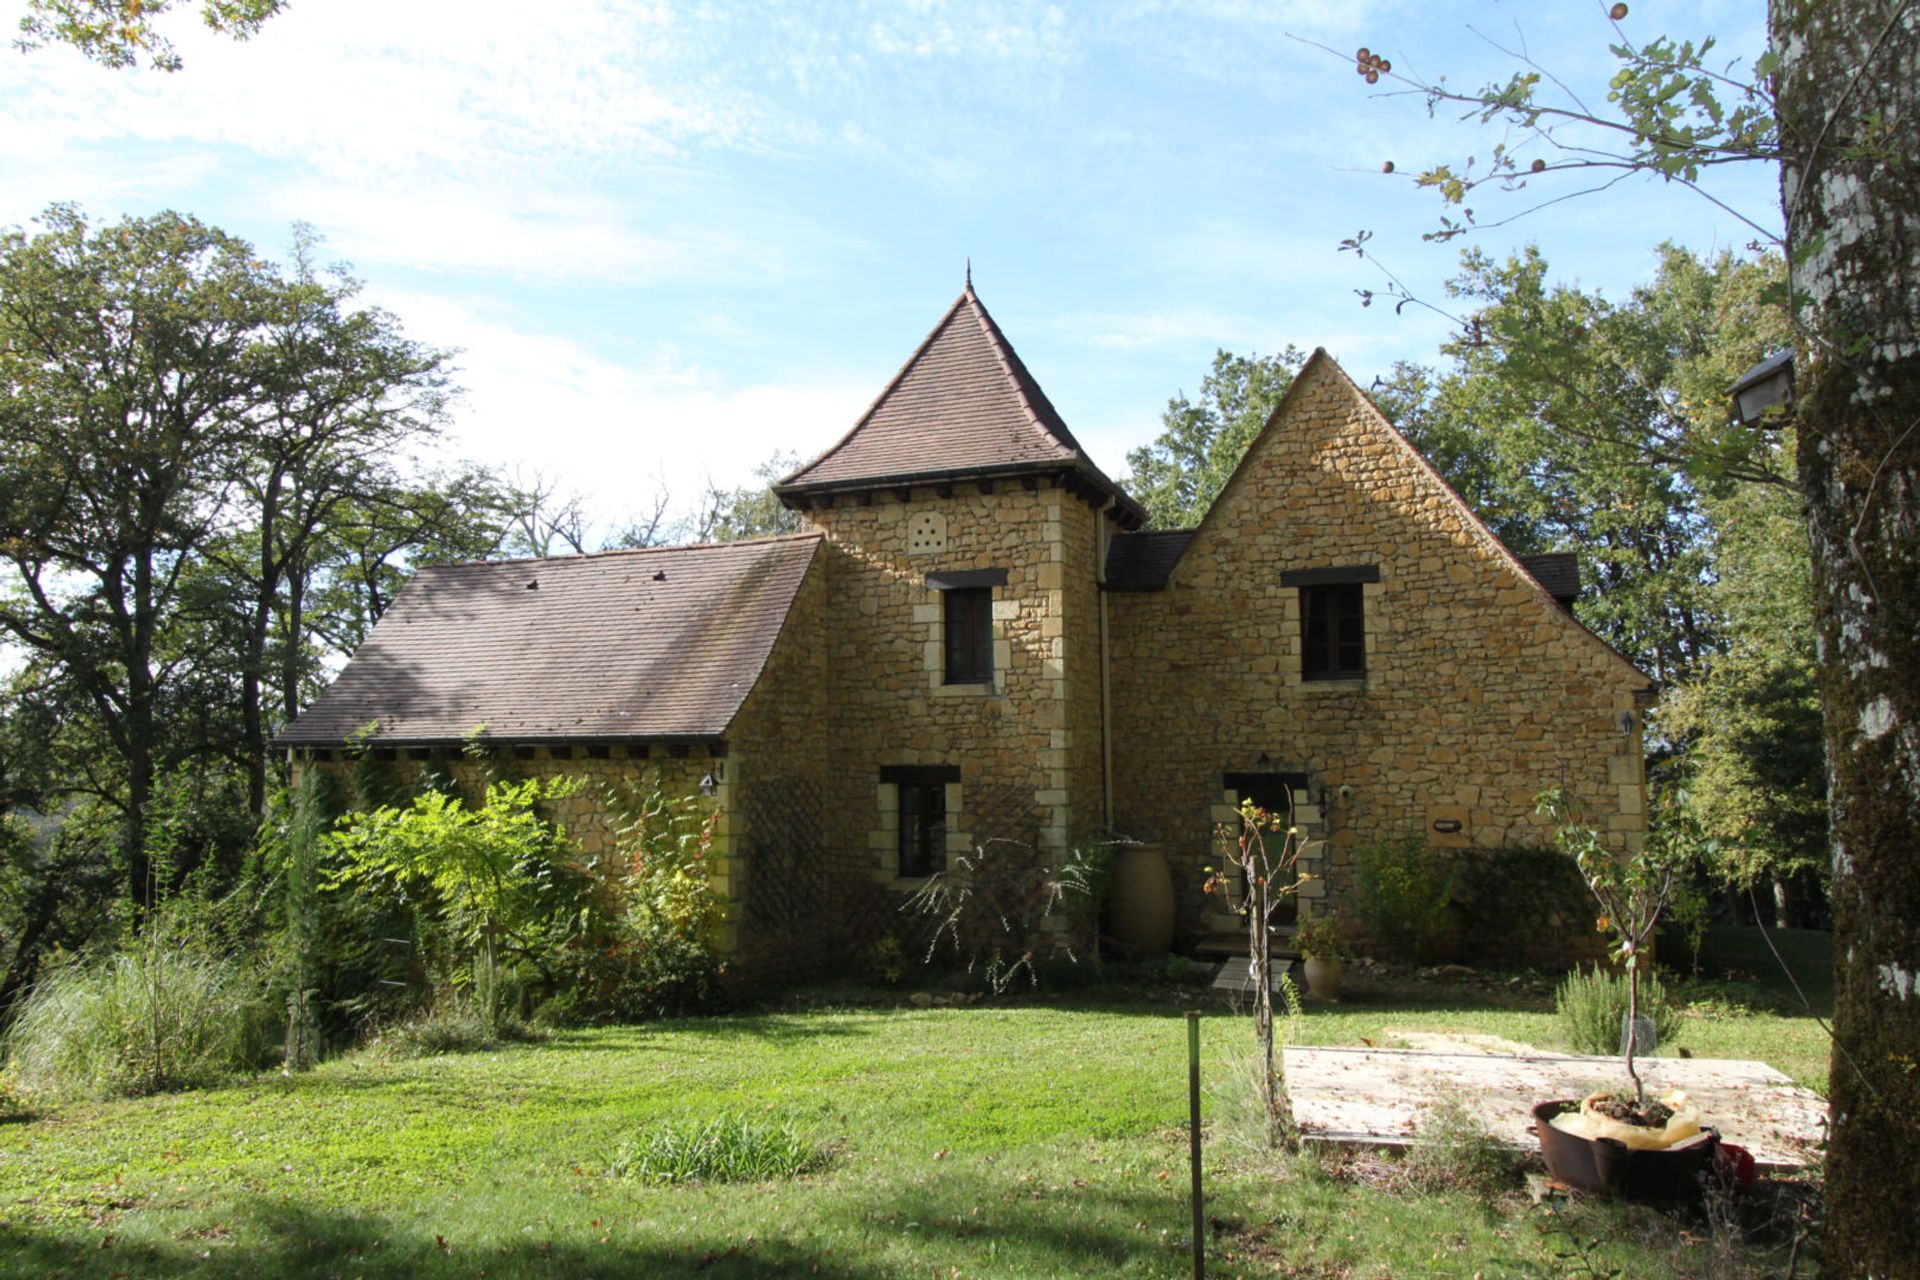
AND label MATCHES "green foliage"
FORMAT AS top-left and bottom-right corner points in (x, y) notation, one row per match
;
(566, 777), (728, 1019)
(608, 1114), (829, 1184)
(1291, 912), (1346, 961)
(375, 991), (543, 1059)
(1391, 13), (1777, 243)
(1124, 348), (1304, 527)
(324, 776), (583, 1033)
(5, 913), (273, 1098)
(685, 450), (806, 544)
(865, 934), (907, 987)
(1402, 1093), (1521, 1198)
(17, 0), (287, 71)
(1448, 846), (1600, 967)
(1556, 963), (1679, 1056)
(1352, 838), (1455, 961)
